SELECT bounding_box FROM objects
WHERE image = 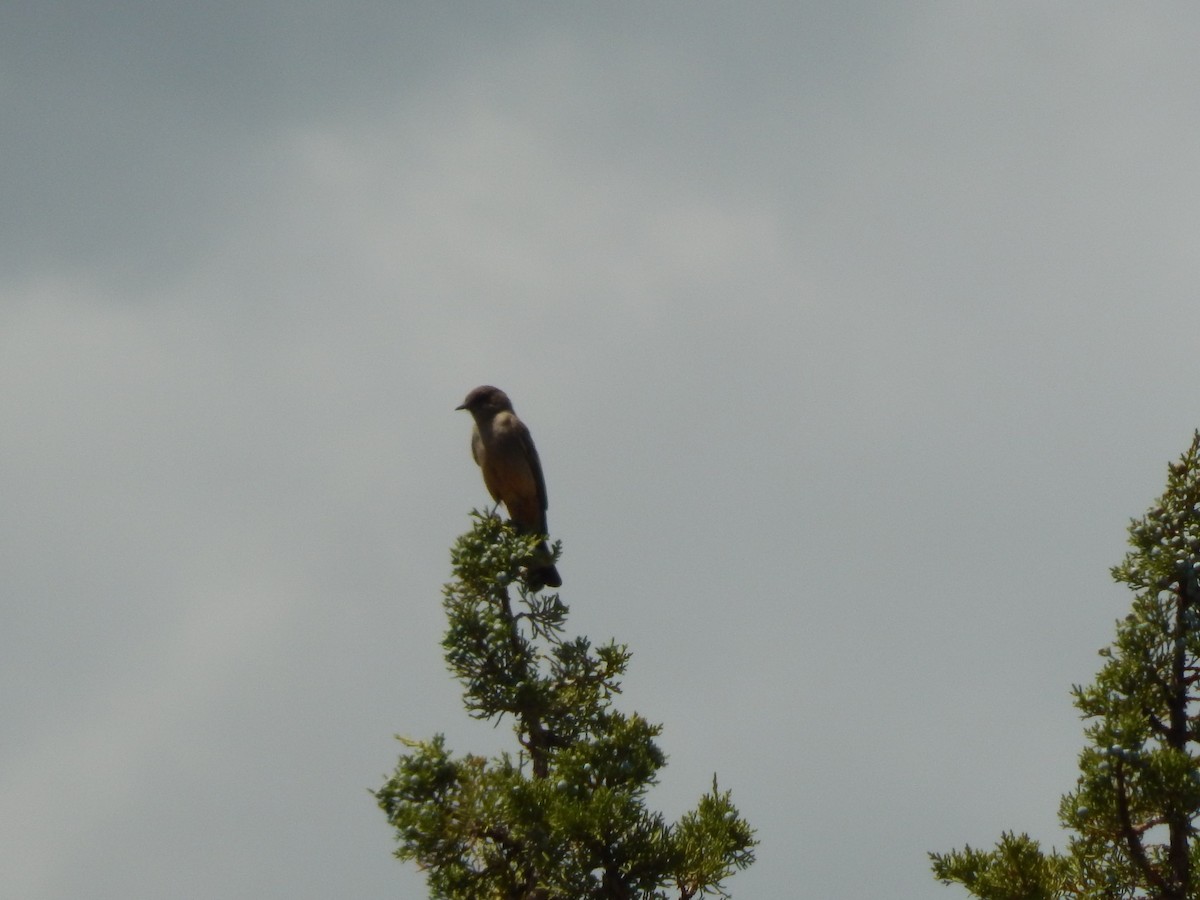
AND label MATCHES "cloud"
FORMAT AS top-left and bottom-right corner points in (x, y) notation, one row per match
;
(6, 5), (1200, 898)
